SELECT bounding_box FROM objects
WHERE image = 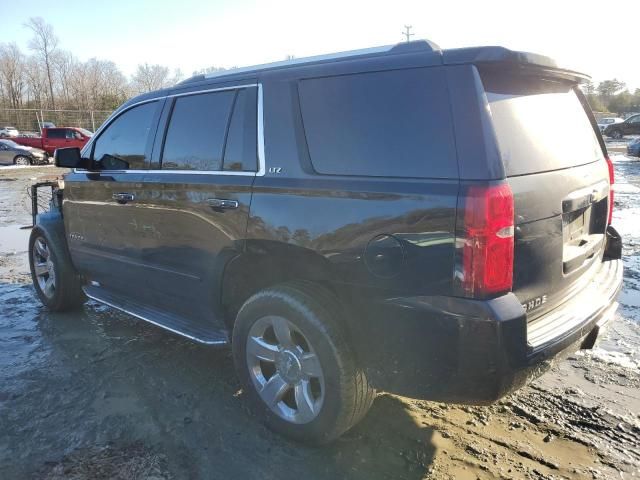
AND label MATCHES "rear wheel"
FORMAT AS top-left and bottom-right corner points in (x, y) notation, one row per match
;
(14, 155), (31, 166)
(29, 225), (85, 311)
(232, 281), (375, 444)
(610, 129), (623, 139)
